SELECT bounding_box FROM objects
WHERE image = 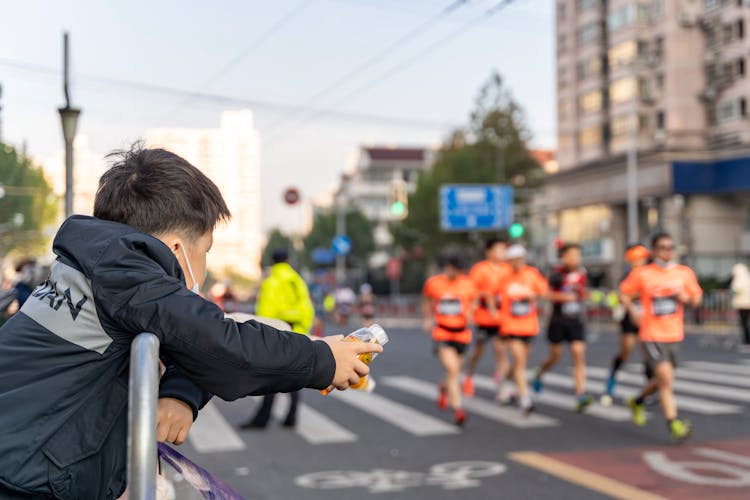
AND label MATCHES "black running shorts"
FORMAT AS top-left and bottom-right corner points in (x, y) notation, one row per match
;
(475, 325), (500, 341)
(434, 340), (469, 356)
(547, 316), (586, 344)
